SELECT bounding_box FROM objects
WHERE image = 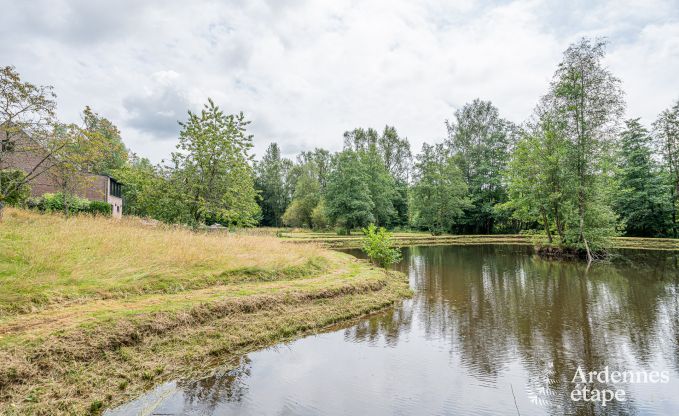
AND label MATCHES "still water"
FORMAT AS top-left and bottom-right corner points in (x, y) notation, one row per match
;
(108, 245), (679, 415)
